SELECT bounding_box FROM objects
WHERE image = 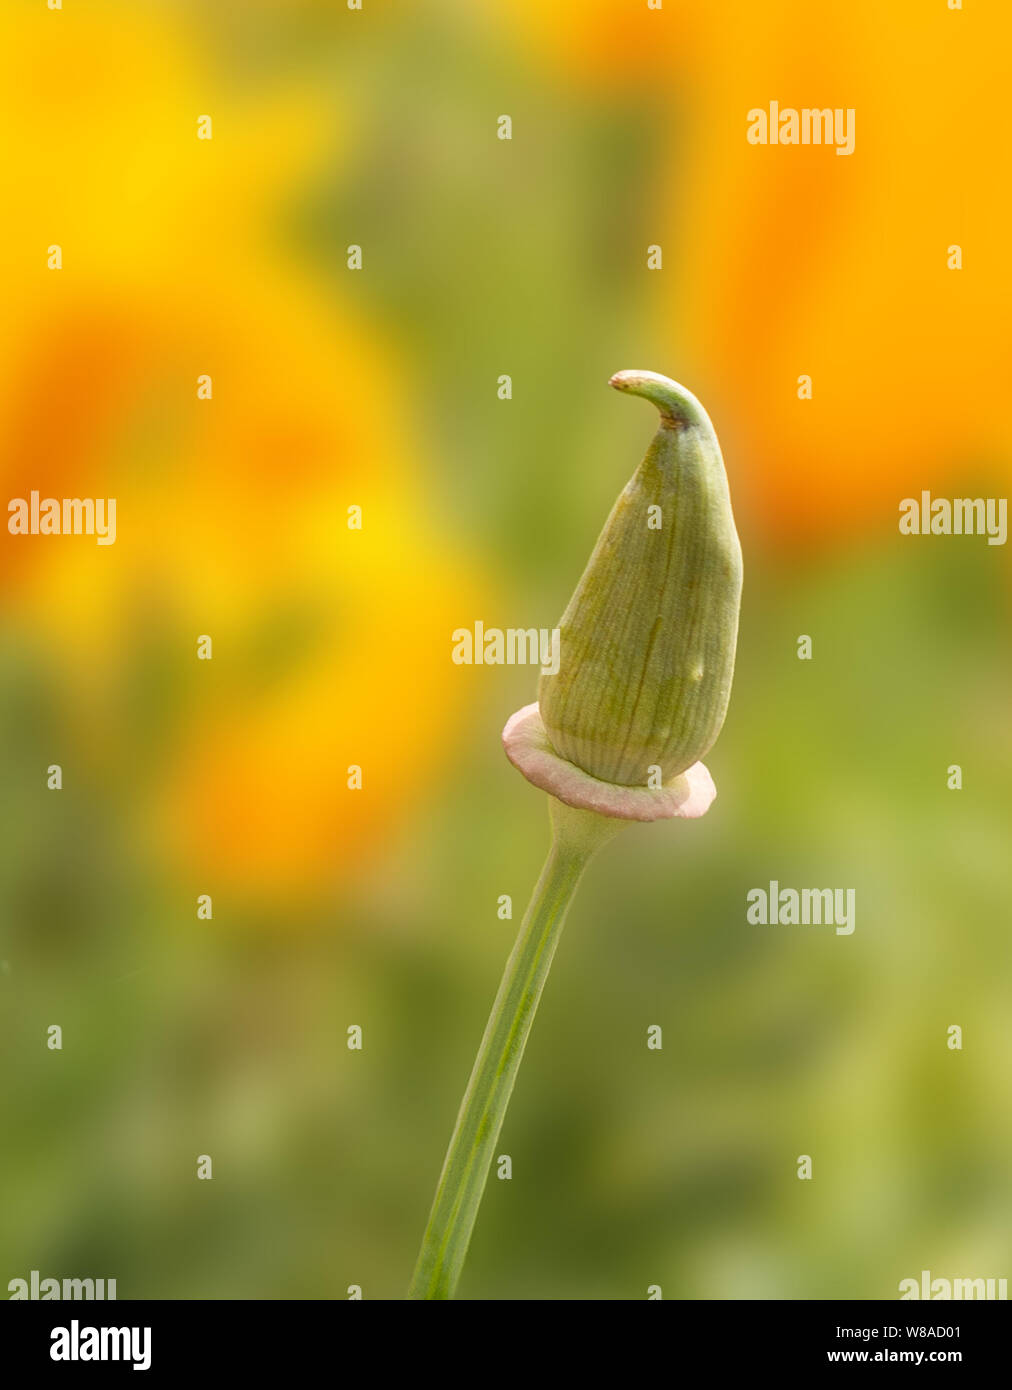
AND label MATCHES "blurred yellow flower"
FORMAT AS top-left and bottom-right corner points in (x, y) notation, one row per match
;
(1, 1), (483, 900)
